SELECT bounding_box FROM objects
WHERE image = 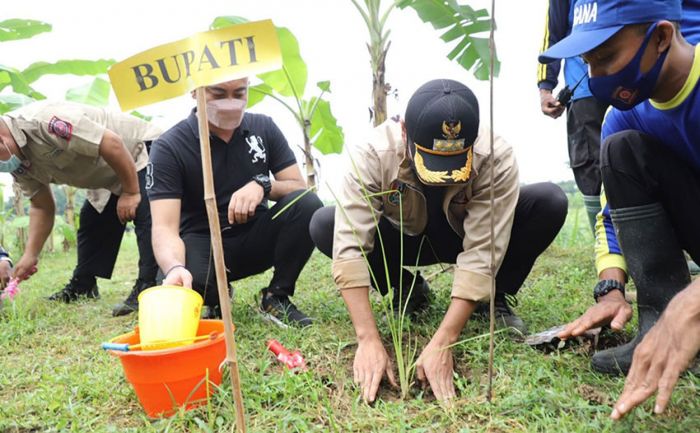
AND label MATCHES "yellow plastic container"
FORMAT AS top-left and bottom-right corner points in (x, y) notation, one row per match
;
(138, 285), (203, 350)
